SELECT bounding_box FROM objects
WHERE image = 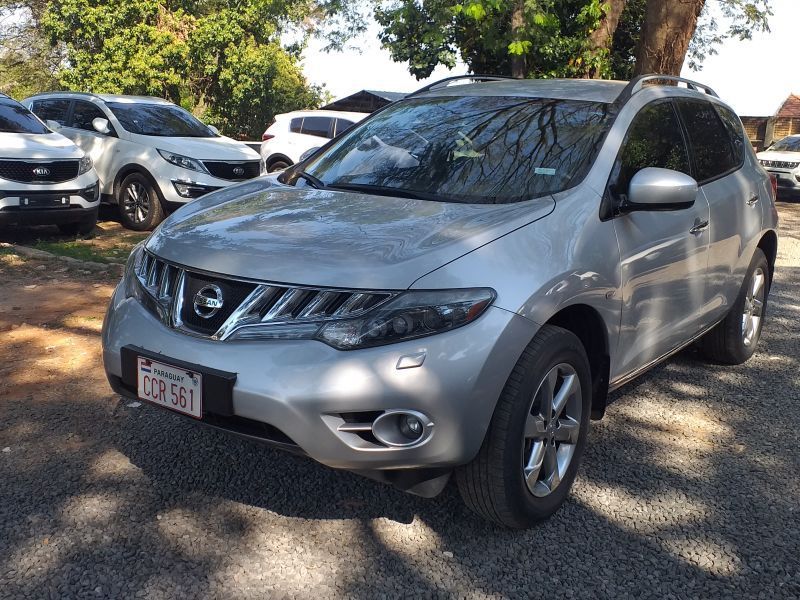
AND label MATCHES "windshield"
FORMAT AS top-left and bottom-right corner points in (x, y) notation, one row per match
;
(300, 96), (614, 204)
(0, 98), (50, 134)
(769, 136), (800, 152)
(106, 102), (214, 137)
